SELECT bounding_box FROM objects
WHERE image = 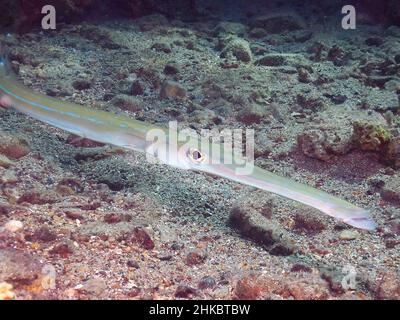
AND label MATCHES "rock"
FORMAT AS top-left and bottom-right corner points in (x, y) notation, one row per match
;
(256, 54), (287, 66)
(136, 66), (161, 90)
(127, 260), (140, 269)
(185, 250), (207, 266)
(130, 79), (146, 96)
(32, 226), (57, 242)
(18, 190), (59, 205)
(360, 88), (399, 112)
(254, 132), (274, 158)
(365, 37), (384, 46)
(127, 287), (141, 298)
(159, 81), (187, 100)
(0, 249), (42, 285)
(380, 175), (400, 205)
(290, 30), (313, 43)
(352, 121), (392, 152)
(250, 13), (305, 34)
(65, 210), (86, 221)
(175, 285), (198, 298)
(388, 219), (400, 235)
(0, 154), (13, 169)
(308, 41), (328, 62)
(78, 24), (121, 50)
(111, 94), (143, 112)
(0, 203), (11, 216)
(0, 282), (15, 300)
(80, 158), (136, 191)
(0, 131), (29, 160)
(58, 177), (84, 193)
(74, 147), (123, 163)
(45, 82), (73, 97)
(249, 28), (267, 39)
(386, 26), (400, 37)
(384, 79), (400, 91)
(375, 271), (400, 299)
(293, 207), (326, 235)
(291, 264), (312, 273)
(4, 220), (23, 233)
(72, 79), (92, 90)
(234, 273), (267, 299)
(40, 264), (57, 290)
(55, 184), (75, 197)
(103, 213), (130, 224)
(190, 109), (218, 127)
(283, 275), (329, 299)
(297, 126), (353, 161)
(296, 93), (325, 112)
(366, 76), (393, 89)
(237, 105), (266, 125)
(151, 41), (172, 54)
(235, 271), (329, 300)
(385, 239), (399, 249)
(198, 276), (216, 290)
(325, 93), (347, 105)
(158, 253), (172, 261)
(229, 204), (297, 256)
(66, 135), (104, 148)
(384, 137), (400, 169)
(49, 241), (75, 257)
(80, 278), (107, 296)
(220, 36), (252, 63)
(339, 230), (359, 240)
(319, 266), (348, 295)
(129, 226), (155, 250)
(163, 62), (180, 75)
(327, 45), (348, 66)
(297, 67), (311, 83)
(0, 170), (17, 184)
(214, 21), (247, 36)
